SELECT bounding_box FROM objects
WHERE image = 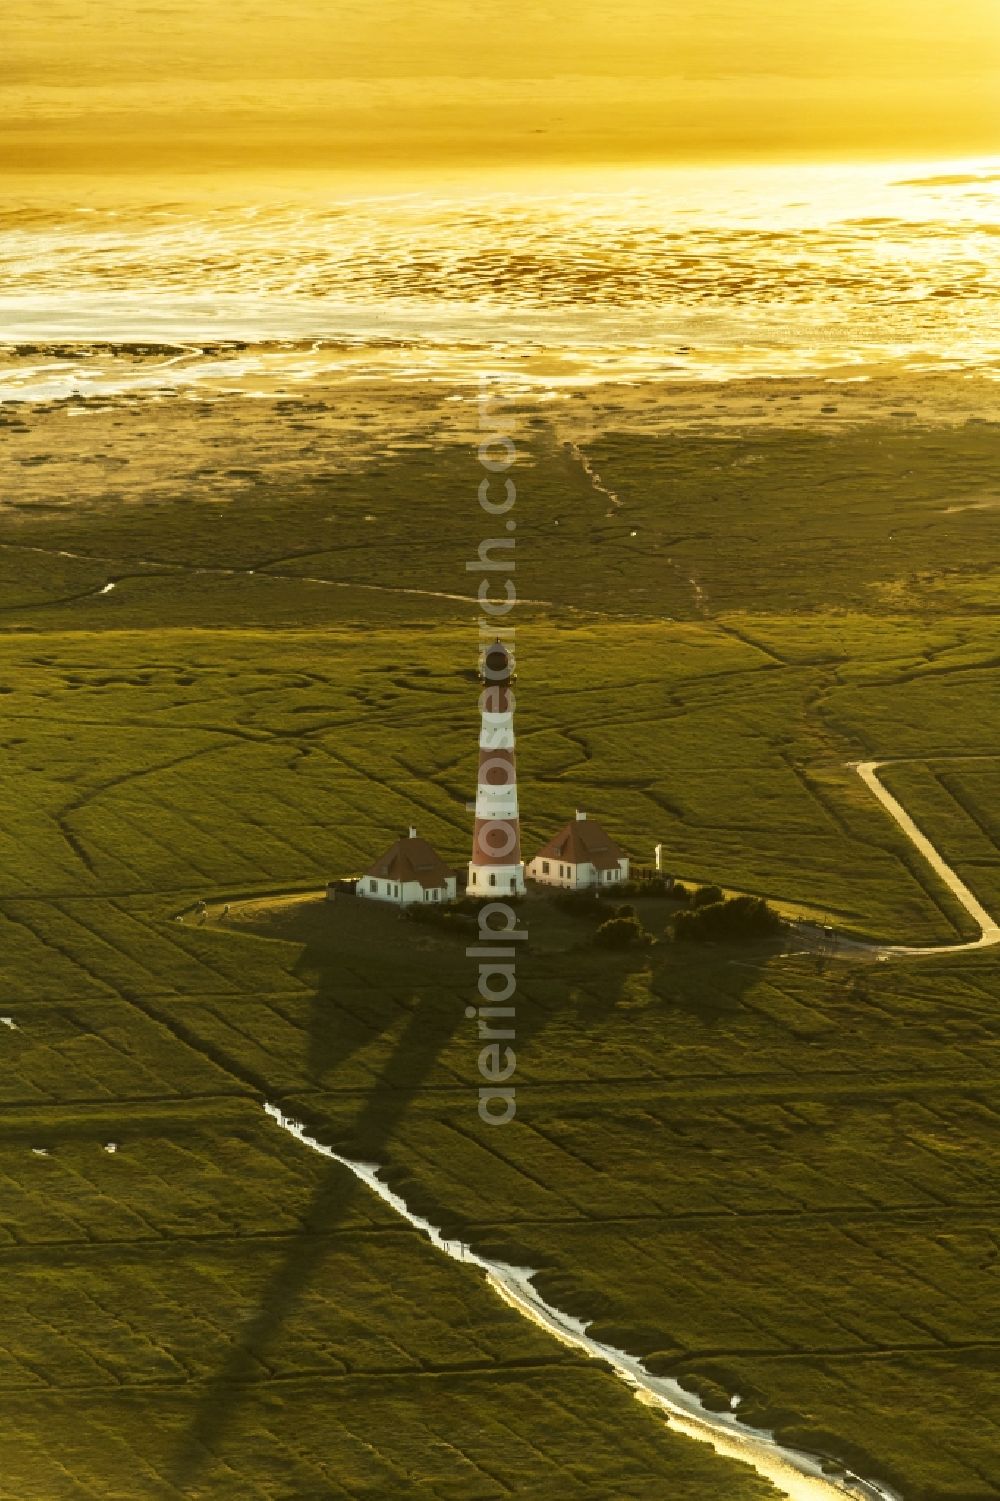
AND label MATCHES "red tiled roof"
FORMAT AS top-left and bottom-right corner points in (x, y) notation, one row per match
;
(532, 819), (626, 870)
(364, 836), (453, 889)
